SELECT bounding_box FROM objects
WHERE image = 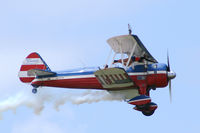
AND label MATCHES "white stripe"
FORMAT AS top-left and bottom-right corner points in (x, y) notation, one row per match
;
(23, 58), (44, 65)
(128, 98), (151, 103)
(33, 71), (166, 82)
(34, 74), (96, 82)
(150, 105), (157, 107)
(129, 71), (166, 76)
(129, 72), (147, 76)
(148, 71), (166, 74)
(18, 71), (35, 78)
